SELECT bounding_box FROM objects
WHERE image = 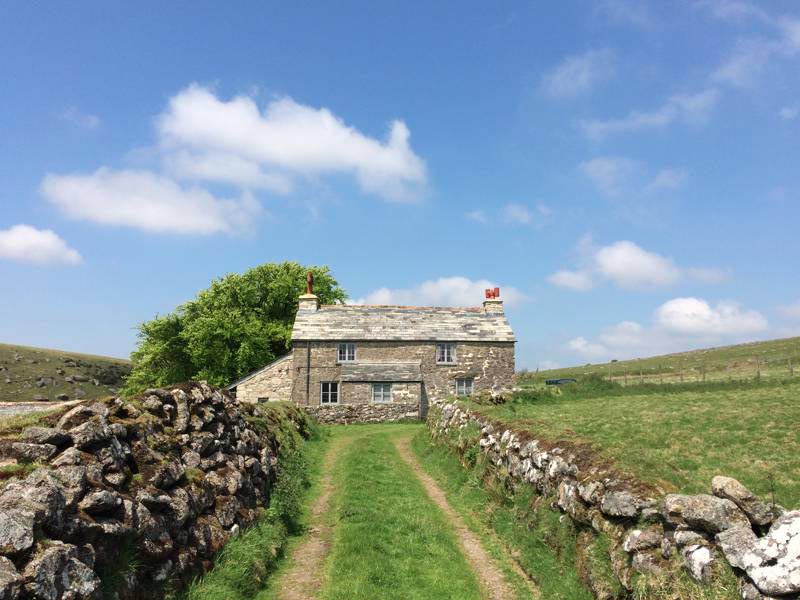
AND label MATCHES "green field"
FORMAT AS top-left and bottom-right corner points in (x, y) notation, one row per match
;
(0, 342), (130, 403)
(472, 378), (800, 507)
(526, 336), (800, 385)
